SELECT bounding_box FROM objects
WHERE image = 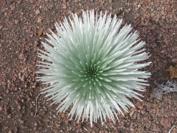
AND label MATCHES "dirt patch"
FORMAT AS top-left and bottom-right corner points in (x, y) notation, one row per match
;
(0, 0), (177, 132)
